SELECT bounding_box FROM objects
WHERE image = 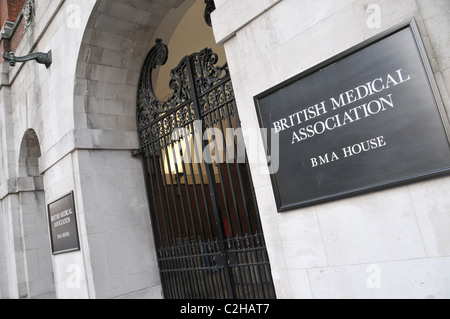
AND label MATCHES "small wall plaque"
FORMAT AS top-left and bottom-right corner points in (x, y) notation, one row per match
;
(48, 192), (81, 255)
